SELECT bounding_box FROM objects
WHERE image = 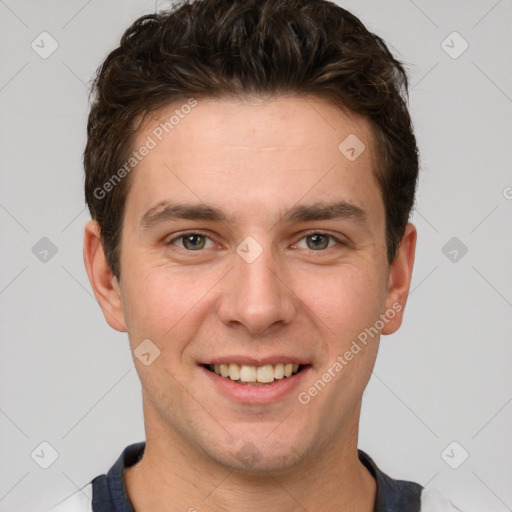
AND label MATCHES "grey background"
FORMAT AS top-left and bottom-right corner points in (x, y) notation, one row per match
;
(0, 1), (511, 511)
